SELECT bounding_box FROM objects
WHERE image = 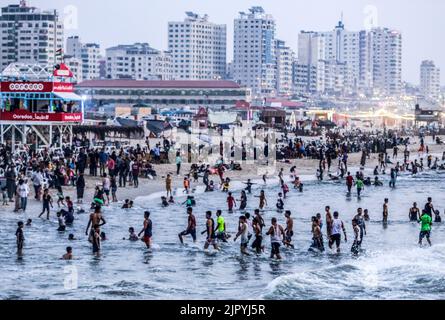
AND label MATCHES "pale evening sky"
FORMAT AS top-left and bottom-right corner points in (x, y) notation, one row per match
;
(2, 0), (444, 84)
